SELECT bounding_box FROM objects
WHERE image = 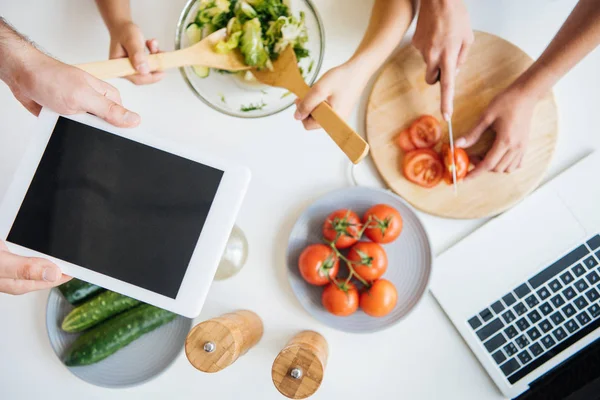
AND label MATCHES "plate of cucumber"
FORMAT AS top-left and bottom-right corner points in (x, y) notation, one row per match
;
(46, 279), (192, 388)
